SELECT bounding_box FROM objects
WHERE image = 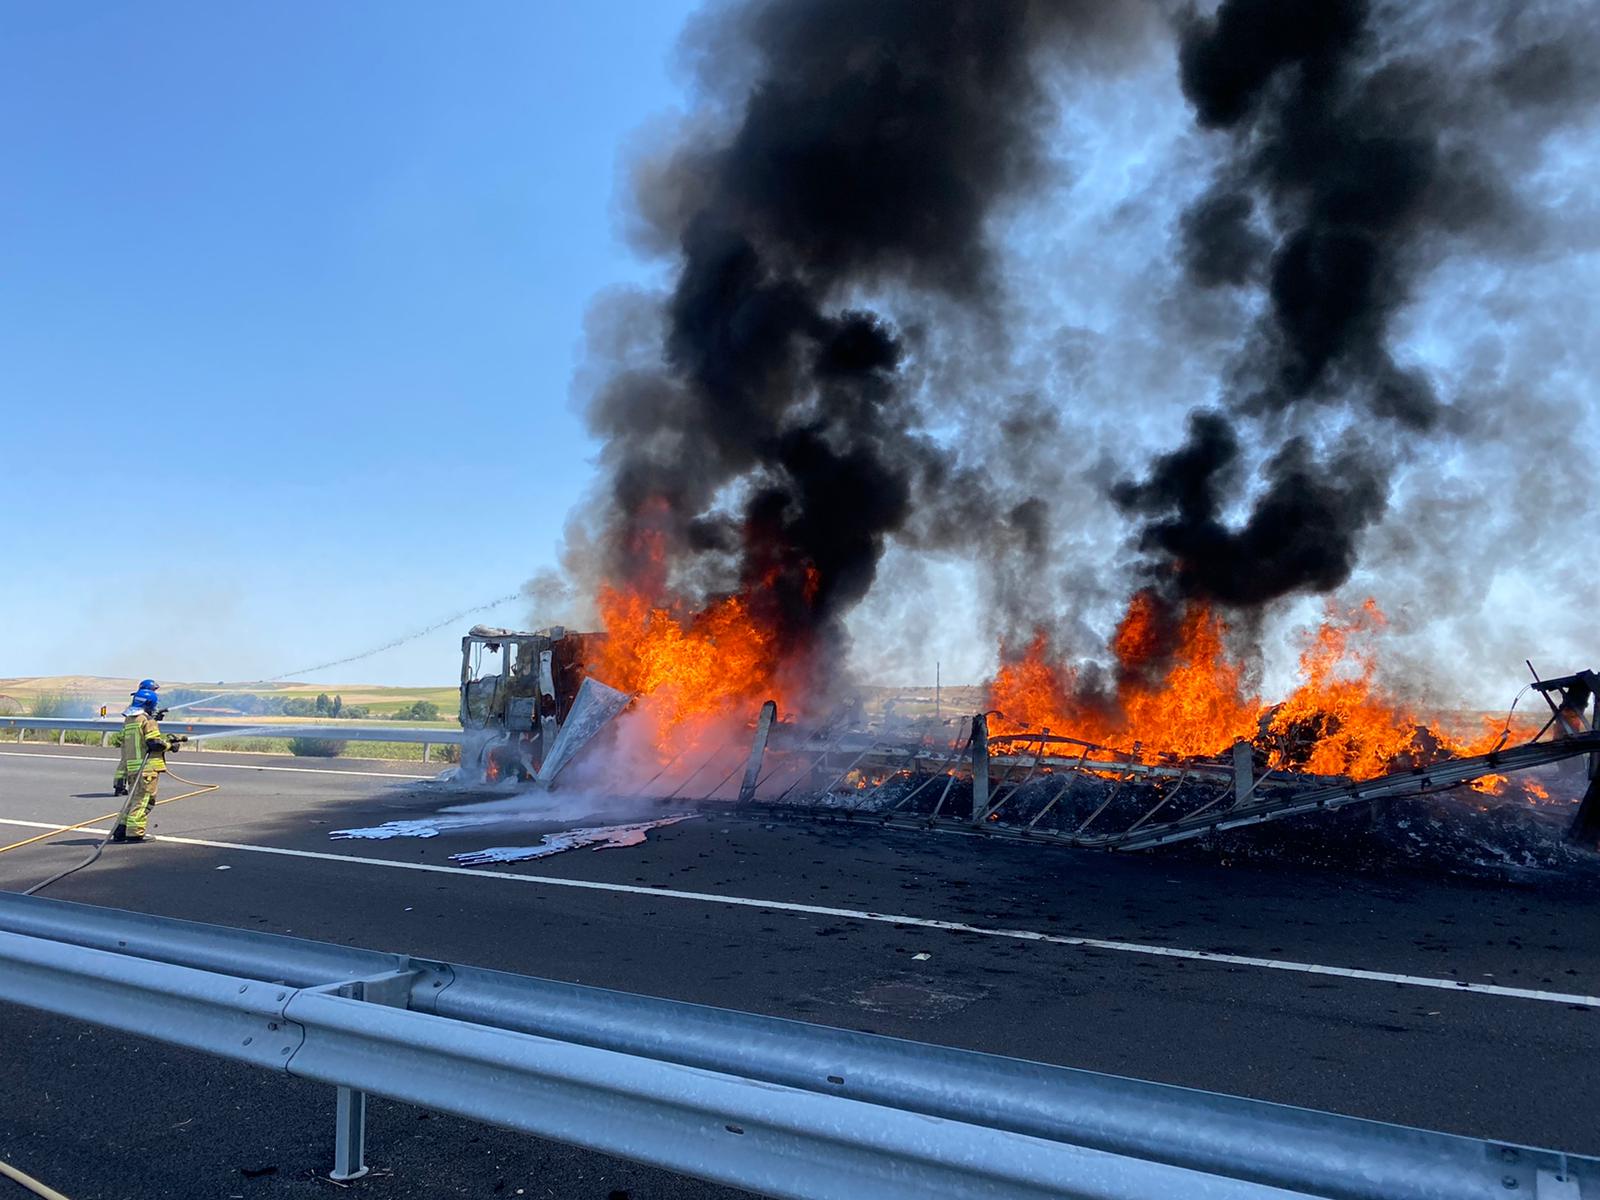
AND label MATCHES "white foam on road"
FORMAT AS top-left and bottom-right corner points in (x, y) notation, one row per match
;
(331, 815), (503, 840)
(449, 815), (698, 865)
(0, 816), (1594, 1010)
